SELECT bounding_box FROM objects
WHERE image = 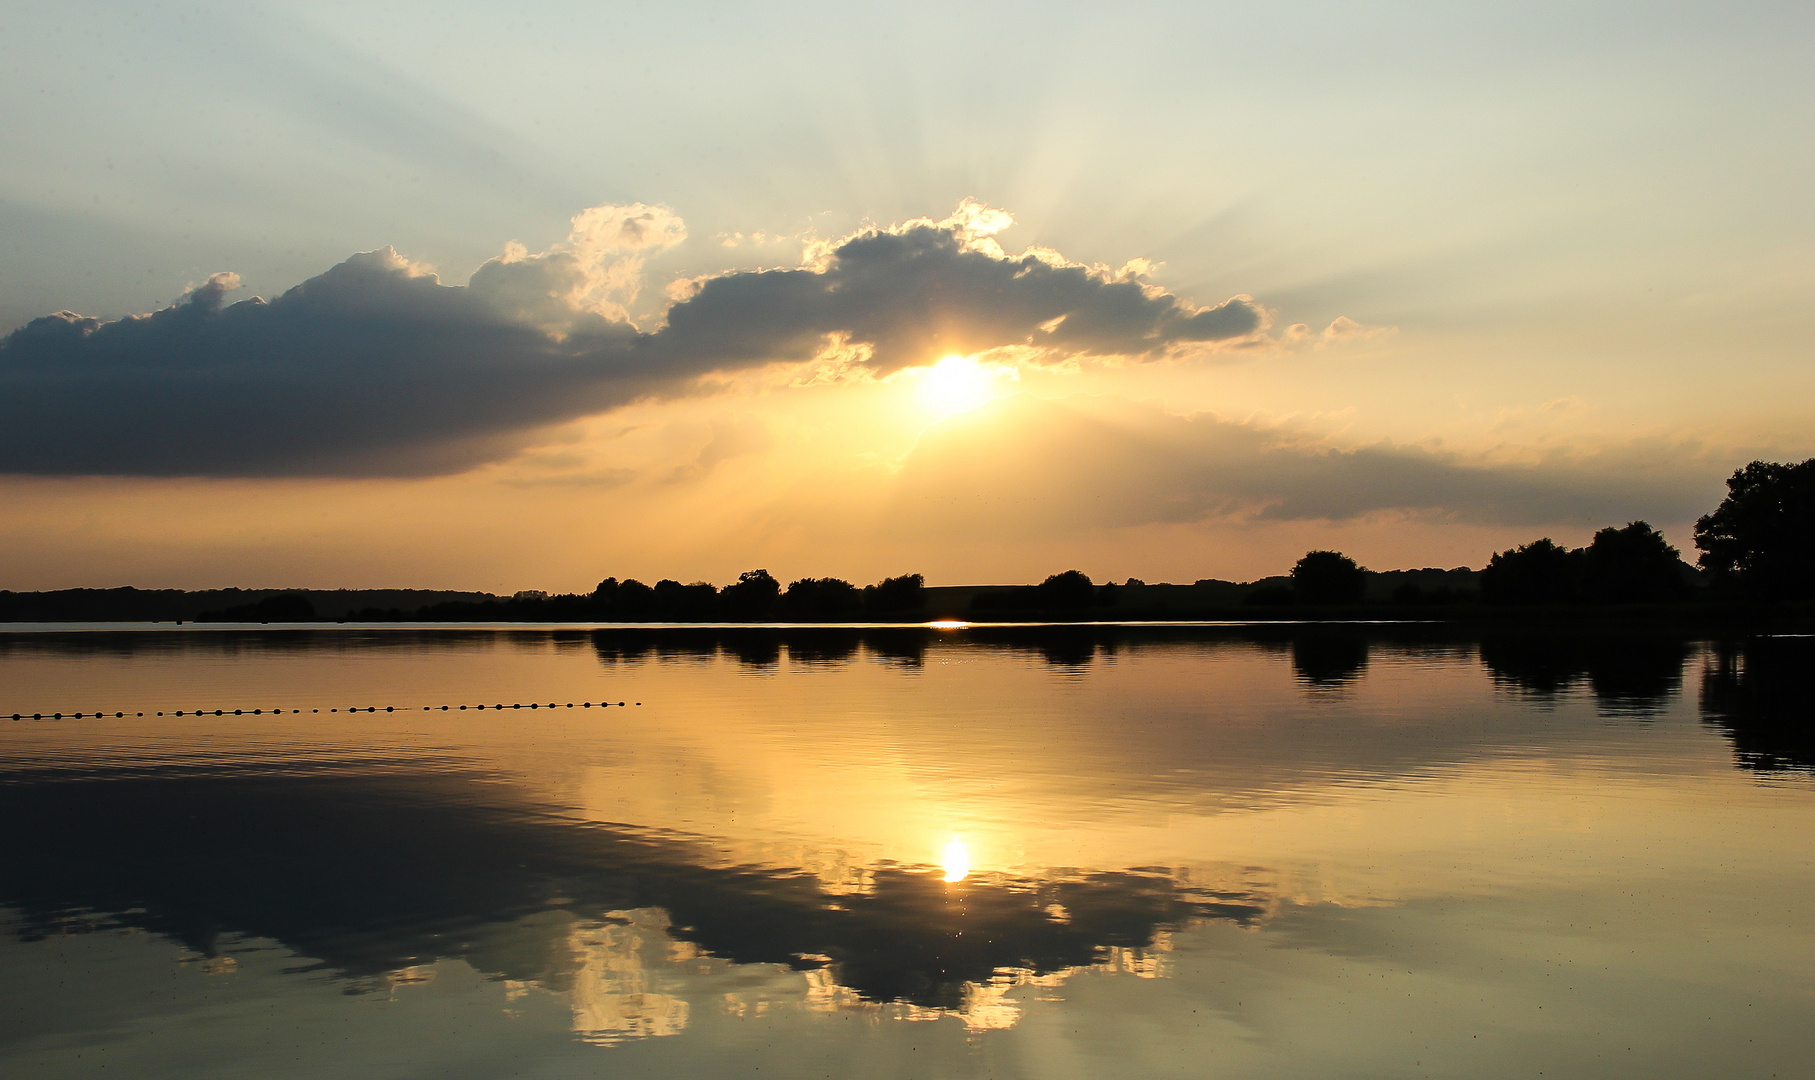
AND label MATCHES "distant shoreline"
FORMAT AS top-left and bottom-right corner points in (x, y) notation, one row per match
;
(3, 572), (1808, 631)
(0, 606), (1808, 633)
